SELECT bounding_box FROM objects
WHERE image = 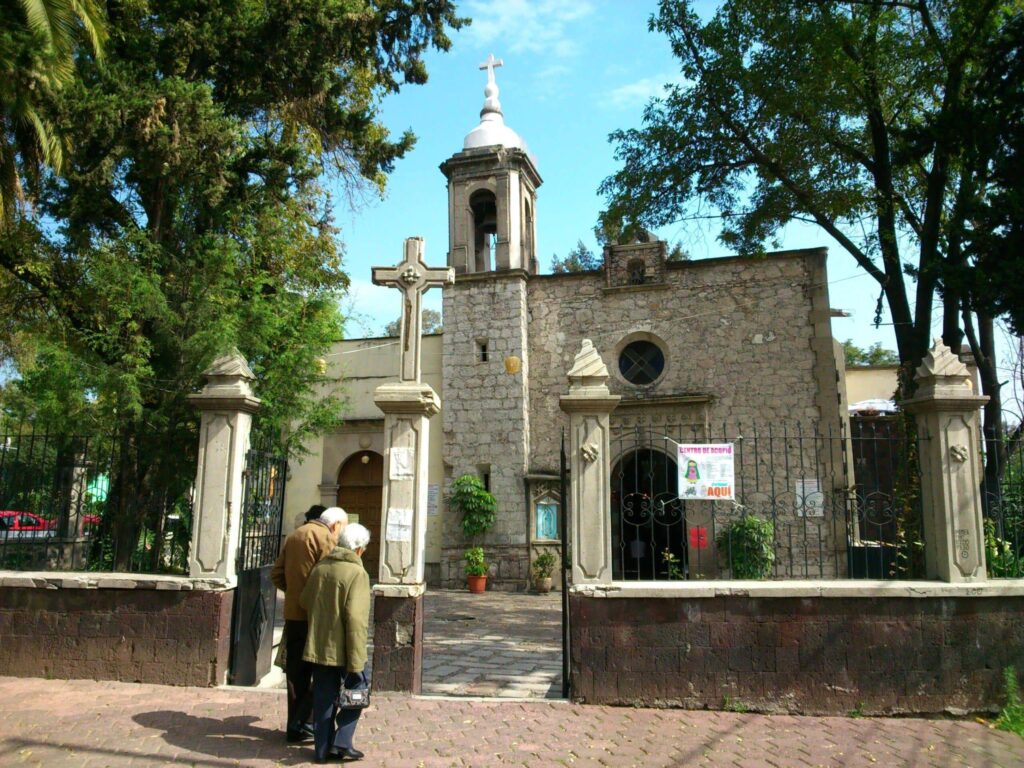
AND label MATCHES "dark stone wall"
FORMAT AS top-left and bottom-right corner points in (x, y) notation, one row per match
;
(371, 594), (423, 693)
(0, 587), (234, 687)
(569, 593), (1024, 715)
